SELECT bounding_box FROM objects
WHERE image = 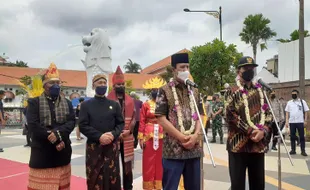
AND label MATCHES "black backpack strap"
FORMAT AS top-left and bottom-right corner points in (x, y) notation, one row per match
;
(300, 99), (305, 119)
